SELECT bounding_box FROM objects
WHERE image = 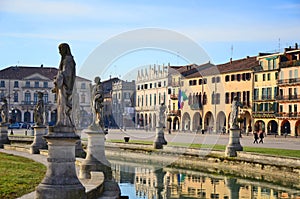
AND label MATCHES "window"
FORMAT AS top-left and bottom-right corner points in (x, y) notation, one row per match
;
(211, 92), (215, 104)
(137, 96), (140, 106)
(289, 70), (293, 79)
(189, 80), (193, 86)
(295, 69), (298, 78)
(268, 60), (271, 70)
(236, 74), (241, 81)
(81, 93), (85, 103)
(164, 81), (166, 87)
(43, 93), (48, 103)
(158, 93), (161, 104)
(145, 95), (148, 106)
(43, 82), (48, 88)
(158, 82), (161, 87)
(267, 73), (271, 81)
(34, 81), (39, 88)
(25, 92), (31, 104)
(225, 75), (230, 82)
(25, 81), (30, 87)
(137, 85), (140, 90)
(163, 92), (166, 104)
(254, 75), (258, 82)
(216, 76), (220, 83)
(294, 104), (297, 113)
(144, 84), (148, 89)
(199, 79), (202, 85)
(141, 95), (144, 106)
(34, 92), (38, 104)
(263, 74), (266, 81)
(150, 94), (152, 106)
(203, 78), (207, 84)
(216, 93), (220, 104)
(154, 93), (156, 105)
(81, 83), (86, 89)
(212, 77), (215, 83)
(14, 92), (18, 102)
(246, 73), (251, 80)
(0, 81), (5, 87)
(275, 72), (278, 80)
(149, 83), (152, 89)
(225, 92), (230, 104)
(231, 74), (235, 81)
(193, 80), (196, 85)
(254, 89), (259, 100)
(273, 59), (277, 69)
(14, 81), (19, 88)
